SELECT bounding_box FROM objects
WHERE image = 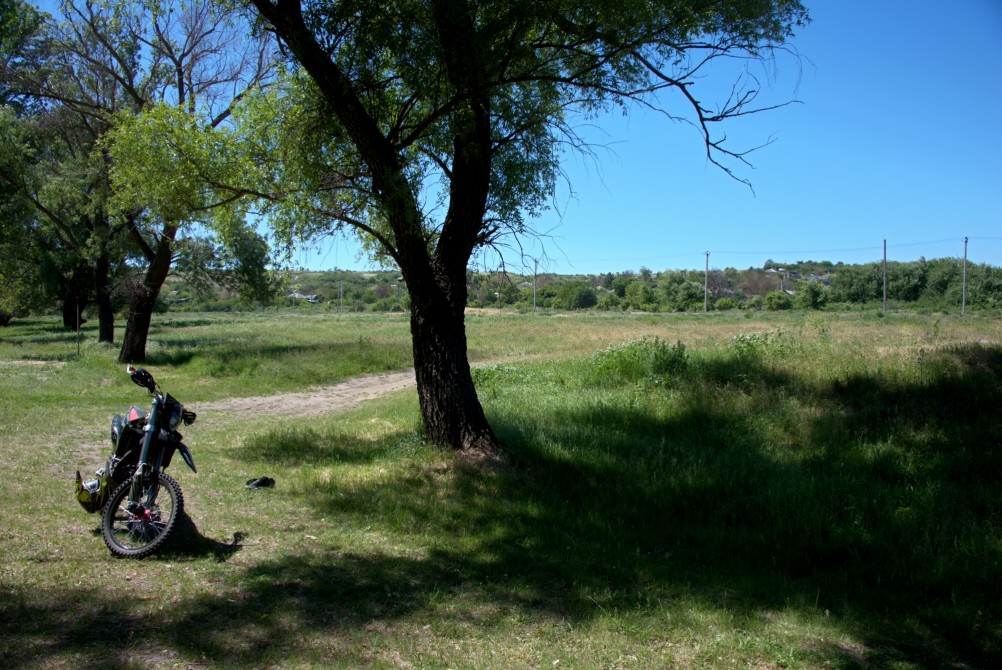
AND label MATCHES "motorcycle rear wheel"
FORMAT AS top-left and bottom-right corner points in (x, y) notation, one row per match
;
(101, 472), (183, 558)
